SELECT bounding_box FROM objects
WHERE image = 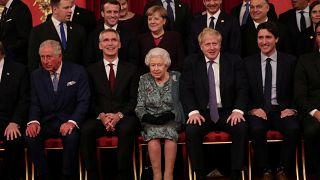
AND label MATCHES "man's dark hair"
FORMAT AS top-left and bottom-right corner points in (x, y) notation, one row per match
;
(101, 0), (121, 11)
(50, 0), (62, 7)
(257, 21), (279, 39)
